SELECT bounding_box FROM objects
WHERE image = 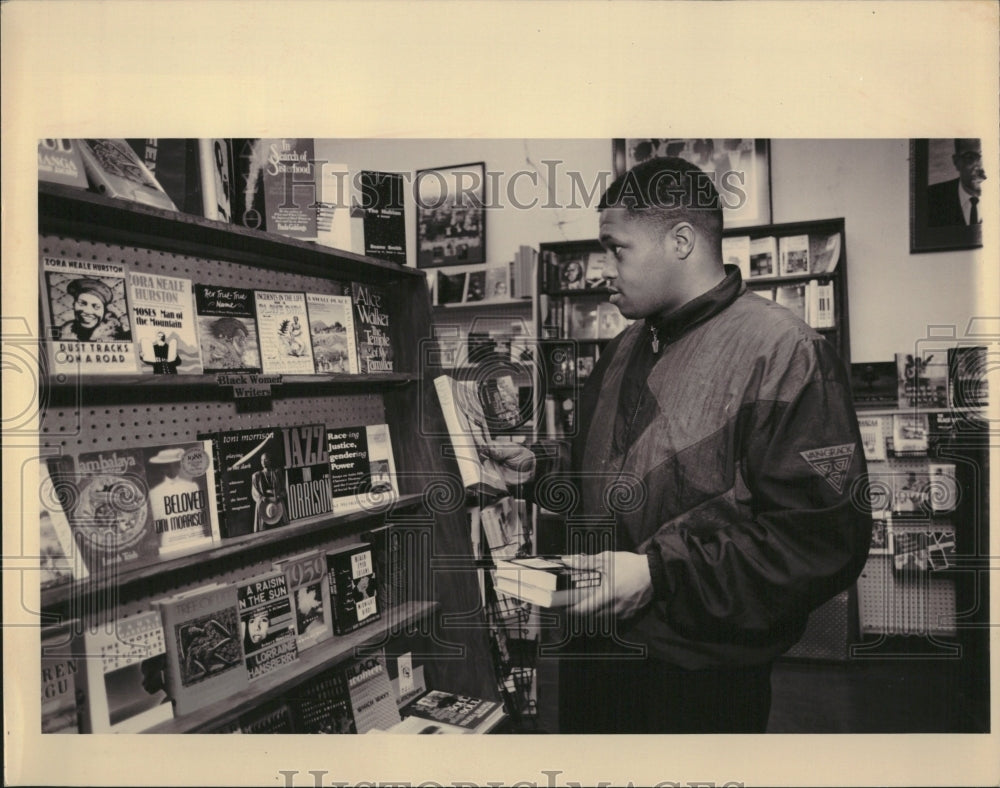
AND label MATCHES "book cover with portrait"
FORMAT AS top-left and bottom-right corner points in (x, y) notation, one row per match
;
(40, 254), (138, 376)
(254, 290), (315, 375)
(274, 550), (334, 652)
(237, 570), (299, 682)
(127, 271), (203, 375)
(141, 441), (218, 555)
(306, 290), (359, 374)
